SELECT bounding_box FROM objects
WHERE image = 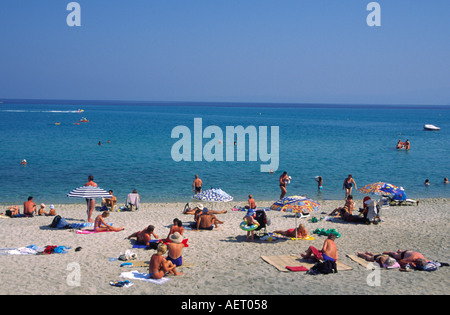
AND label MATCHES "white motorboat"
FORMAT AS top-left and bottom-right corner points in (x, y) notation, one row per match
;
(423, 124), (440, 131)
